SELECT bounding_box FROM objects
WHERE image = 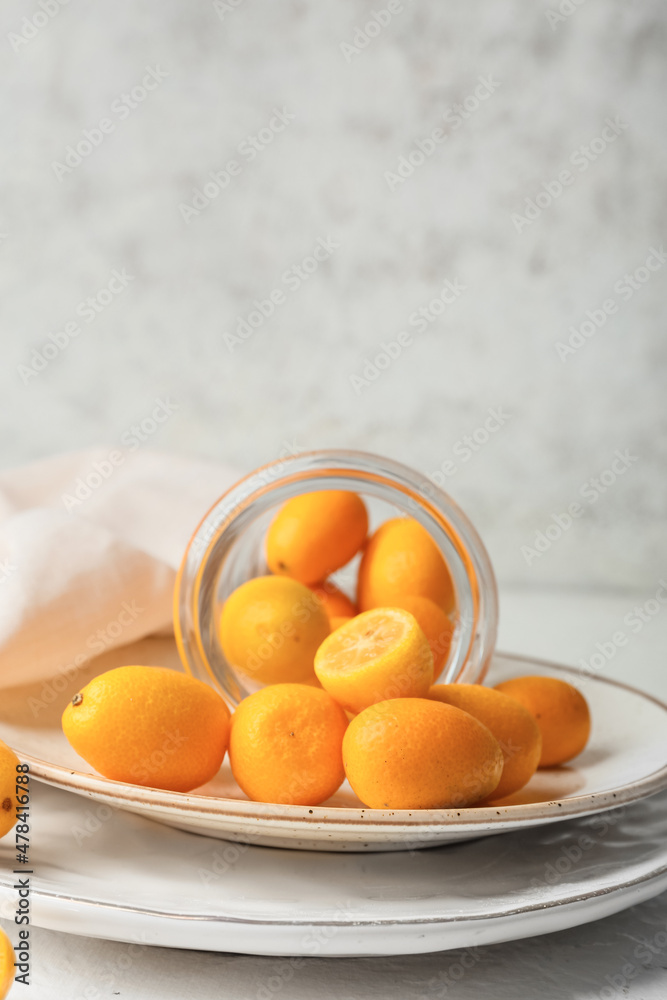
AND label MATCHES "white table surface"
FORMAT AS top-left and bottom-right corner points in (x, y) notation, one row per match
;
(2, 585), (666, 999)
